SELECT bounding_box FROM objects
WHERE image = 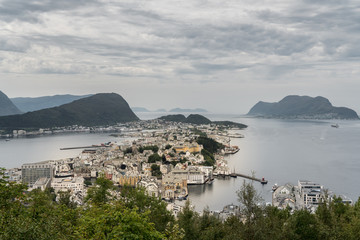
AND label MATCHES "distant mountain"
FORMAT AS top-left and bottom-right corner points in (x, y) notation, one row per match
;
(158, 114), (247, 128)
(131, 107), (150, 112)
(11, 94), (92, 113)
(169, 108), (208, 113)
(248, 95), (359, 119)
(155, 108), (167, 112)
(0, 93), (139, 130)
(0, 91), (22, 116)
